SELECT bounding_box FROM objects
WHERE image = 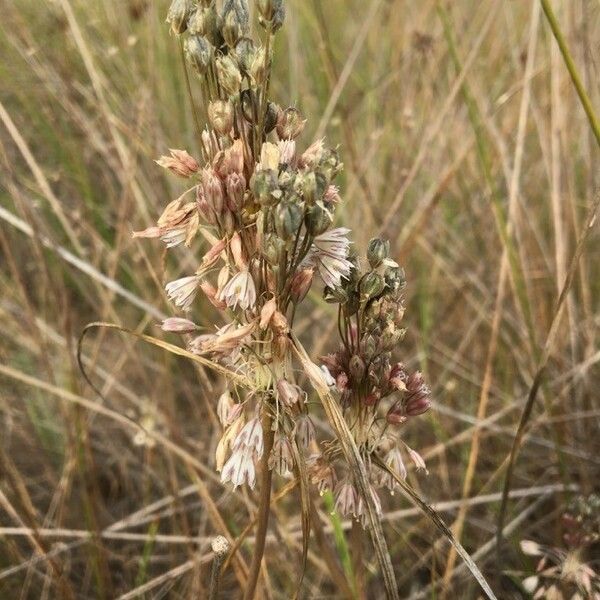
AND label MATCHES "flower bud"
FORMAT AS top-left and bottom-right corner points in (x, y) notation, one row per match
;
(250, 46), (270, 86)
(251, 169), (279, 206)
(216, 55), (242, 97)
(256, 0), (282, 21)
(161, 317), (198, 333)
(202, 169), (224, 214)
(156, 149), (199, 178)
(304, 202), (332, 236)
(385, 266), (406, 293)
(221, 0), (249, 47)
(264, 102), (280, 134)
(166, 0), (194, 34)
(234, 37), (256, 73)
(323, 285), (348, 304)
(290, 267), (314, 304)
(184, 35), (213, 75)
(360, 272), (385, 302)
(319, 147), (343, 180)
(225, 173), (246, 211)
(275, 201), (303, 241)
(208, 100), (234, 135)
(367, 238), (390, 269)
(258, 0), (285, 32)
(349, 355), (366, 382)
(277, 107), (305, 140)
(261, 234), (284, 265)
